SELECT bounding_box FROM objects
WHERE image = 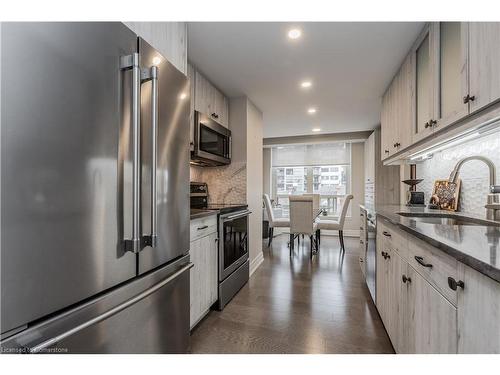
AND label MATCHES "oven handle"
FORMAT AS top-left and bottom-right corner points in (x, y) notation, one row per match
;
(223, 210), (252, 221)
